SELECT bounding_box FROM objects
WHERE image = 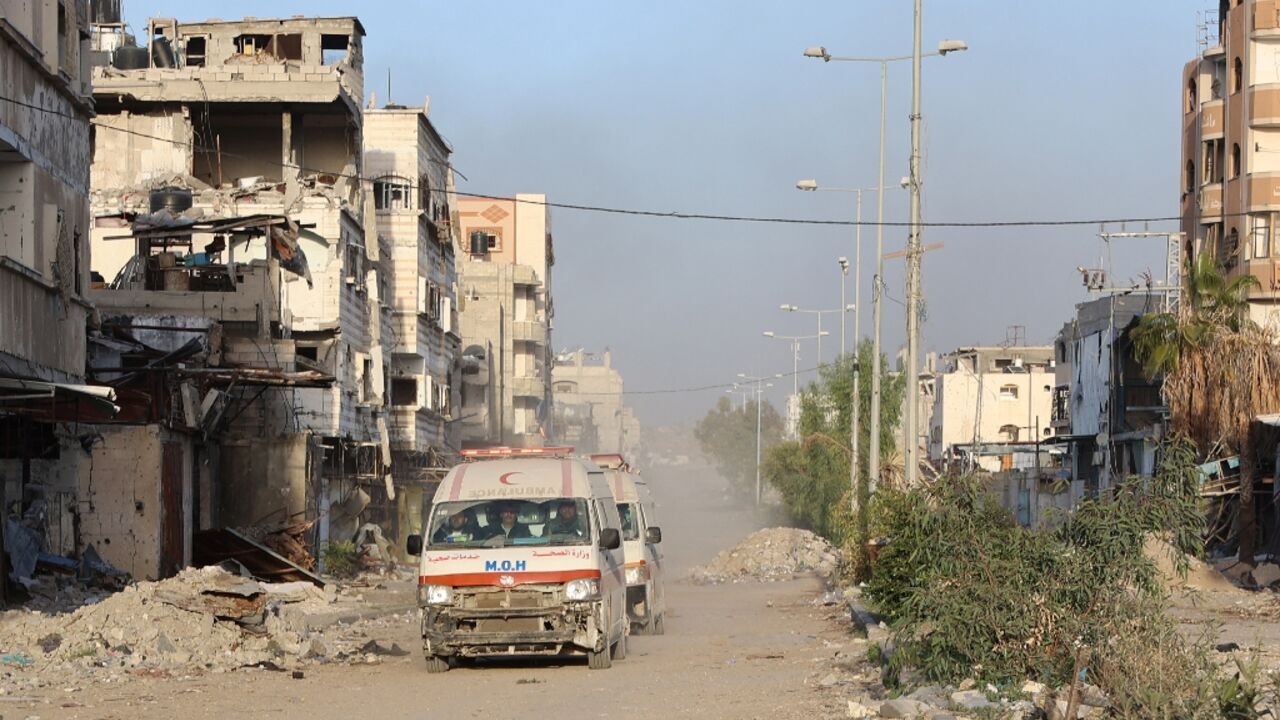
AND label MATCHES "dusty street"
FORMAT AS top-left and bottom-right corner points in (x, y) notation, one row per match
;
(2, 463), (861, 720)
